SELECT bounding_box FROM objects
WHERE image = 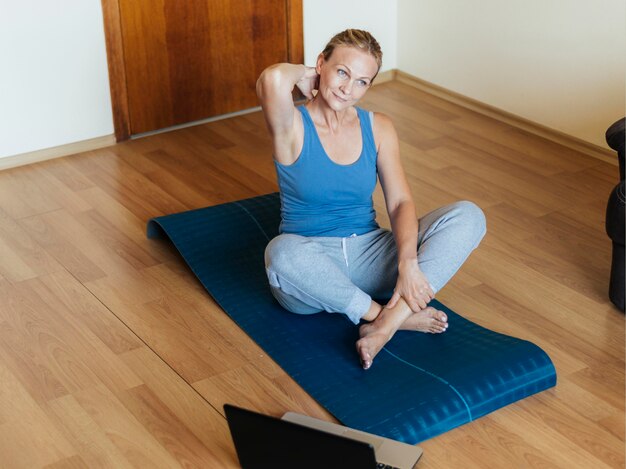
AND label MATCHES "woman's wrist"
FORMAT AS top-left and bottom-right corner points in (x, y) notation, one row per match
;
(398, 257), (419, 270)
